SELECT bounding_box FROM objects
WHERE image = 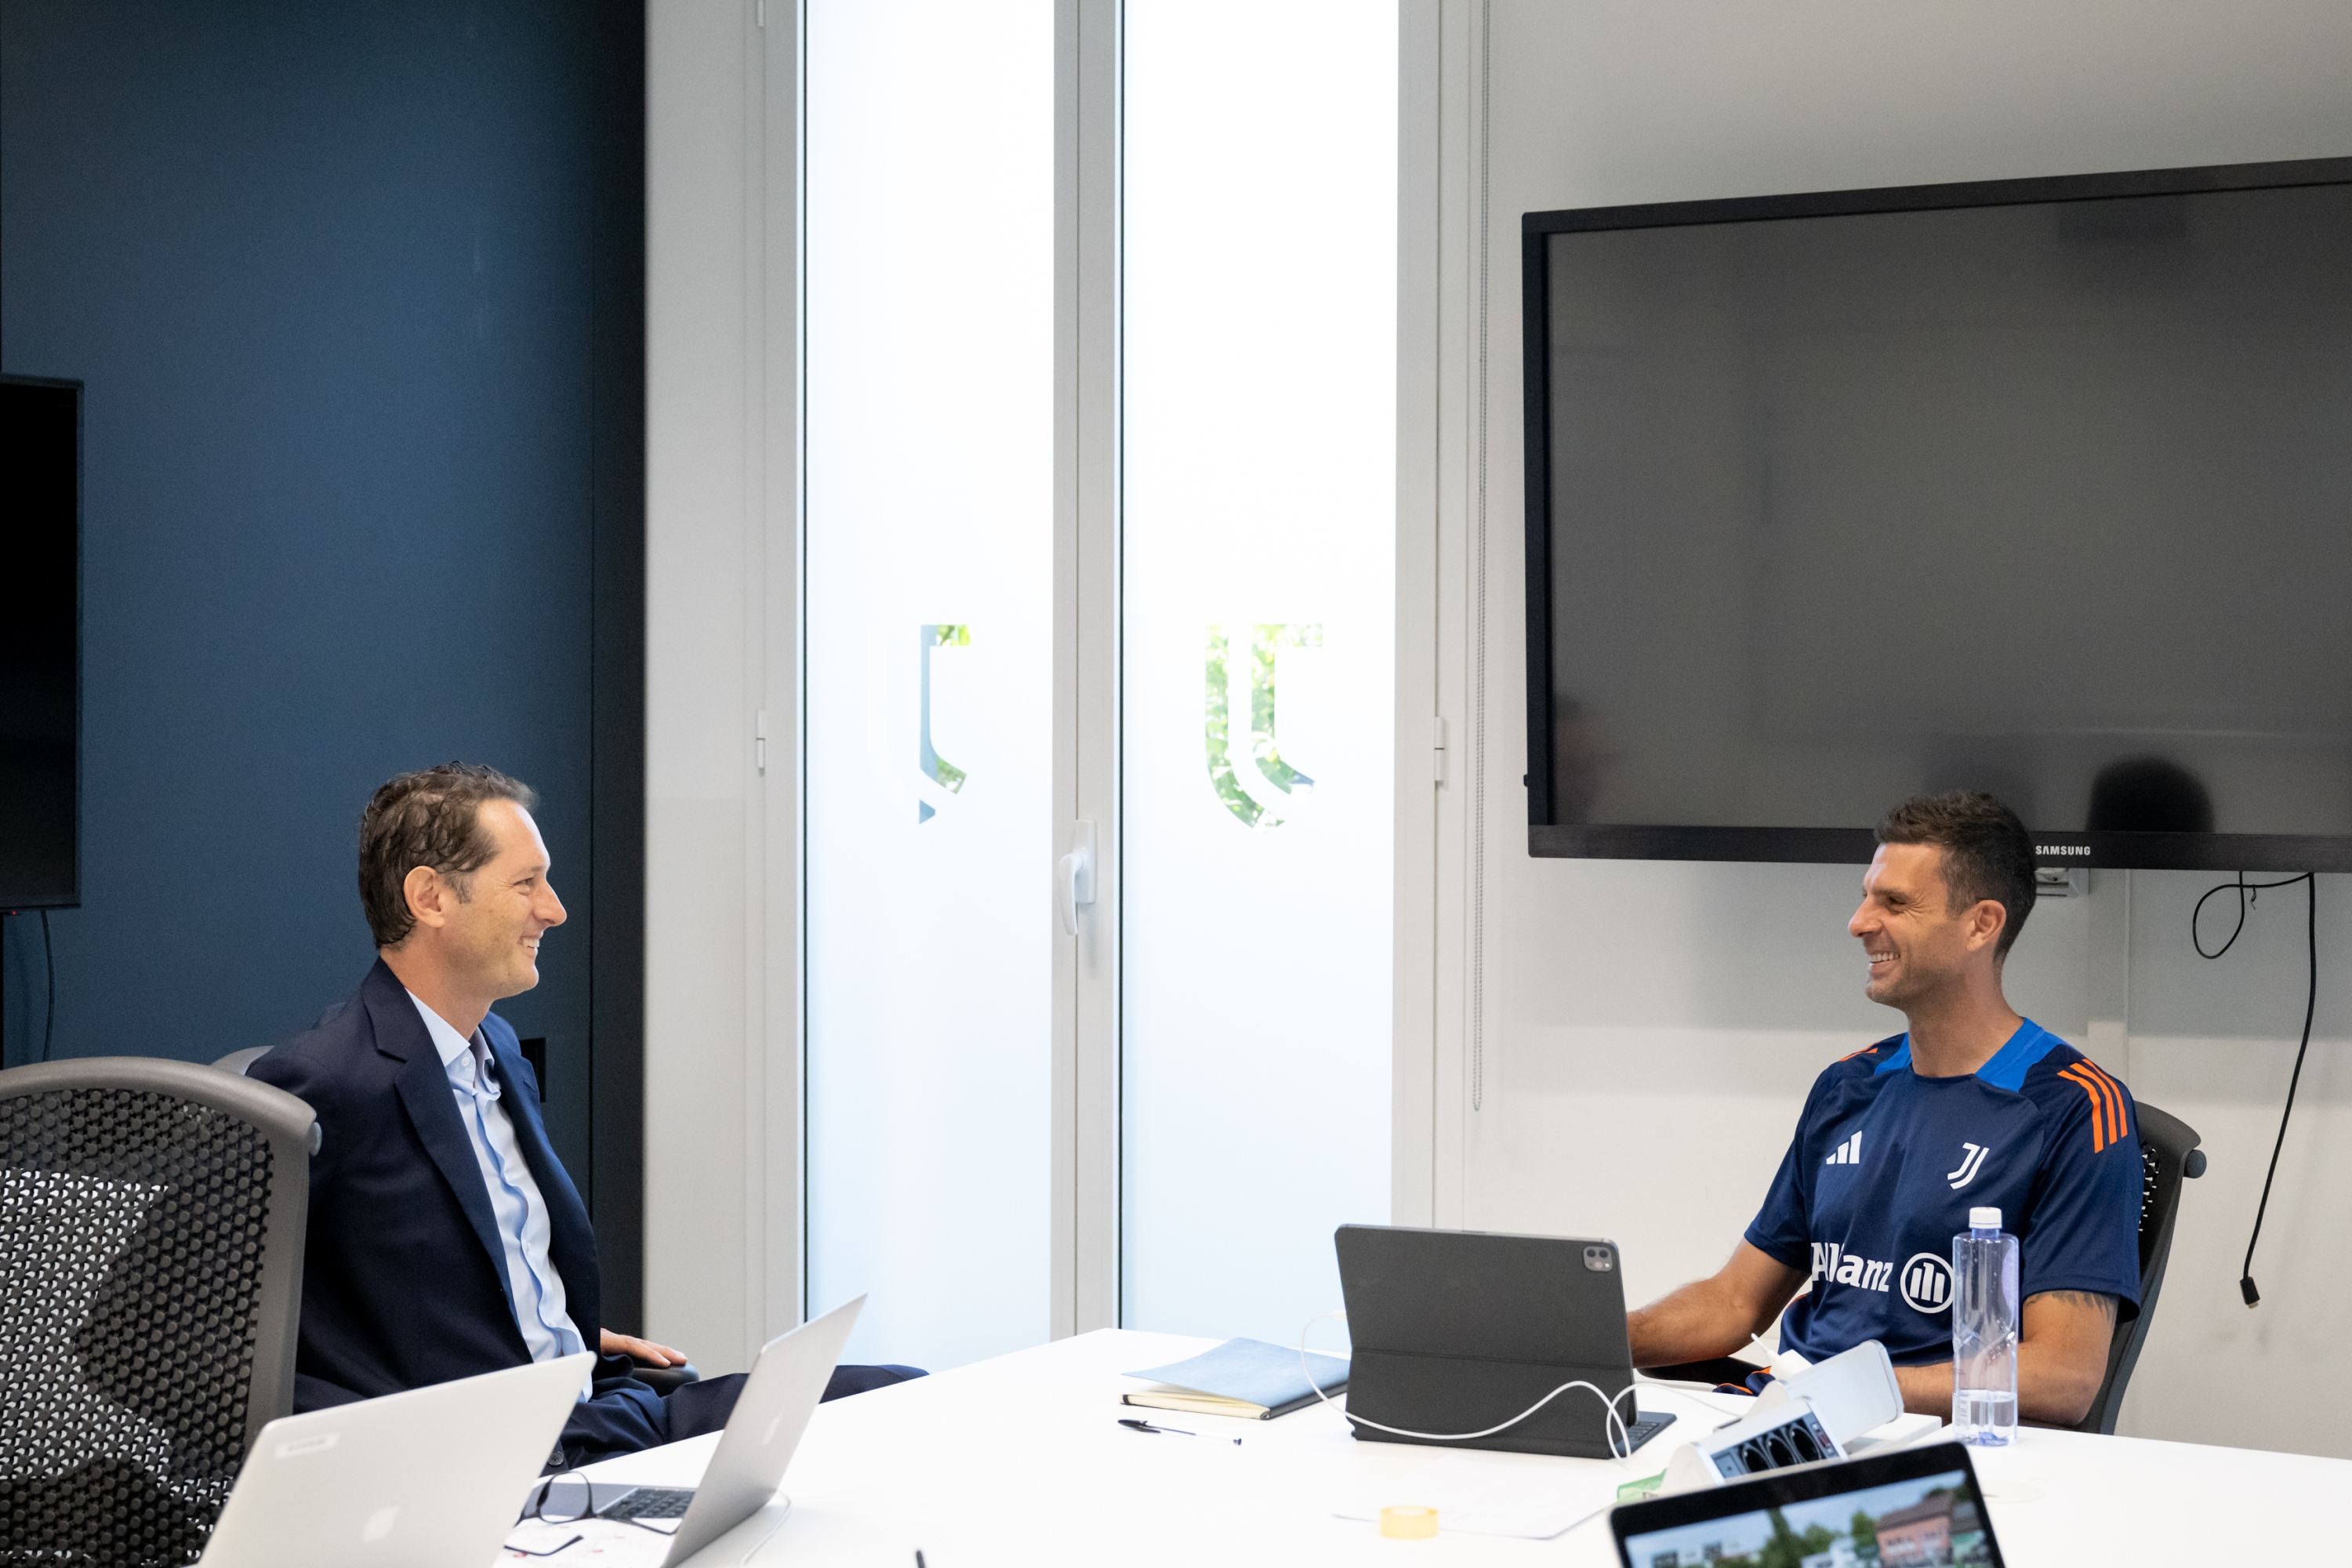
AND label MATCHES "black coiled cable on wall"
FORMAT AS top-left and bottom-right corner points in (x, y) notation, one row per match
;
(2192, 873), (2318, 1308)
